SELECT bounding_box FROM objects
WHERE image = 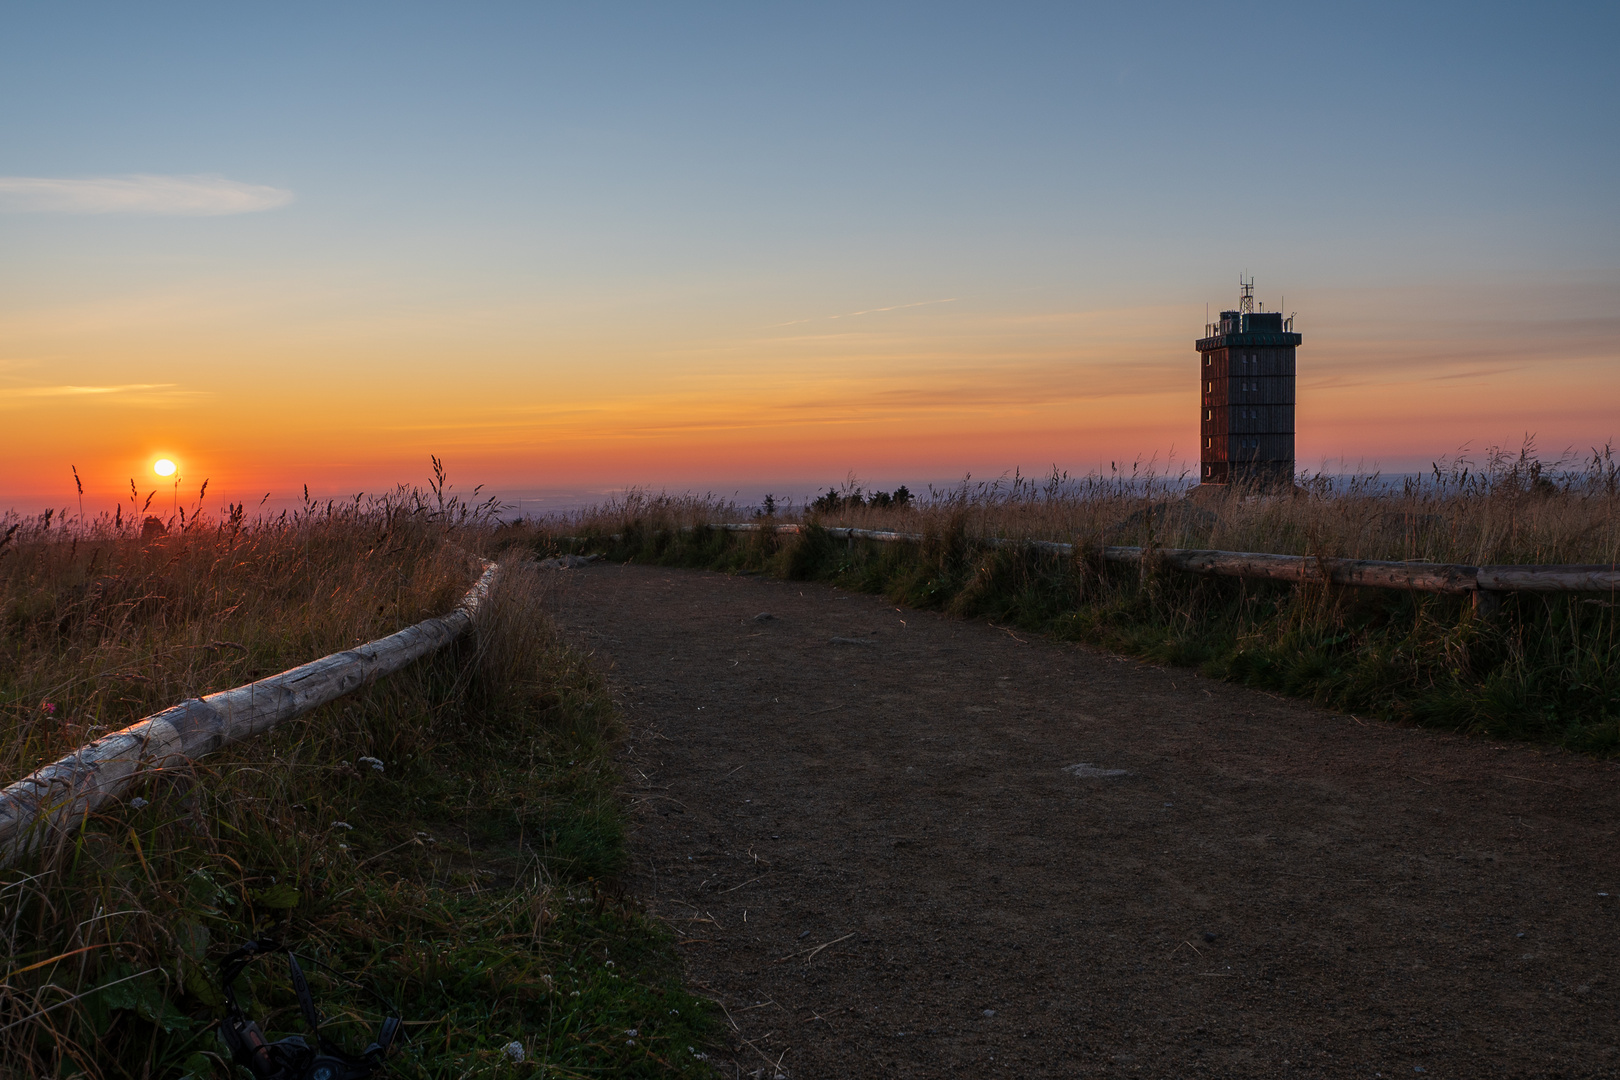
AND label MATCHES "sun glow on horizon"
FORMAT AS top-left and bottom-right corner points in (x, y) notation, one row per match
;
(153, 459), (176, 477)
